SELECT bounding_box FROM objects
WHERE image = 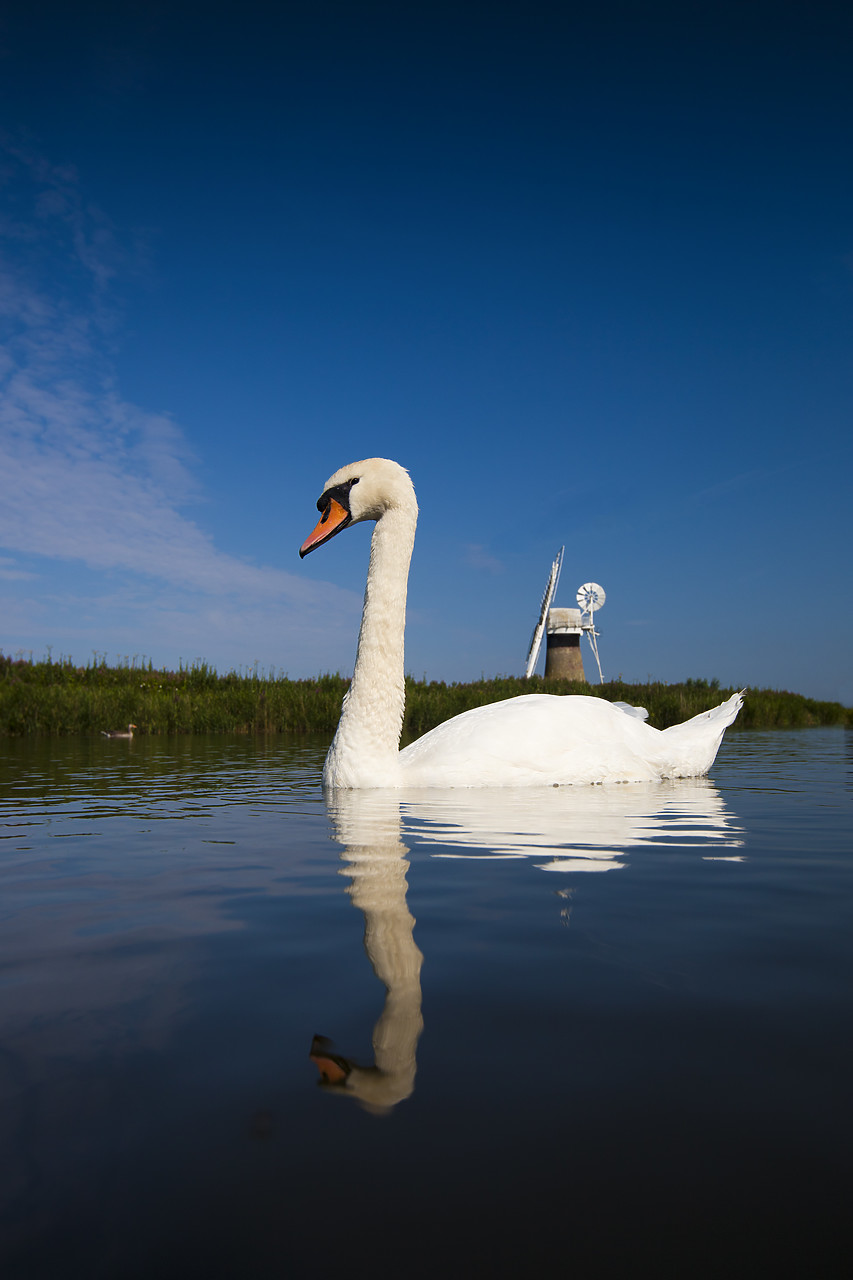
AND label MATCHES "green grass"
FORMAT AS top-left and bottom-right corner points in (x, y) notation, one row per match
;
(1, 653), (850, 736)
